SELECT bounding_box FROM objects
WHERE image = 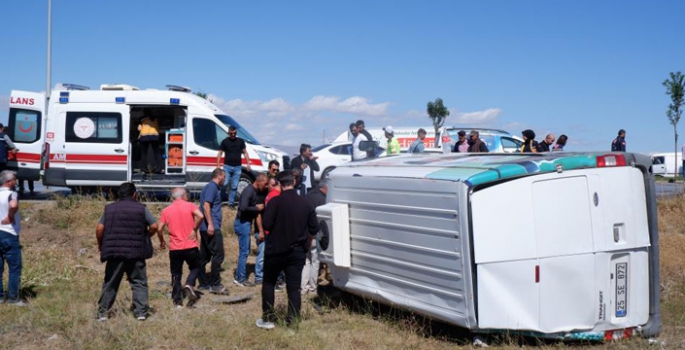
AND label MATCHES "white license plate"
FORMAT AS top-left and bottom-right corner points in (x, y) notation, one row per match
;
(615, 262), (628, 317)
